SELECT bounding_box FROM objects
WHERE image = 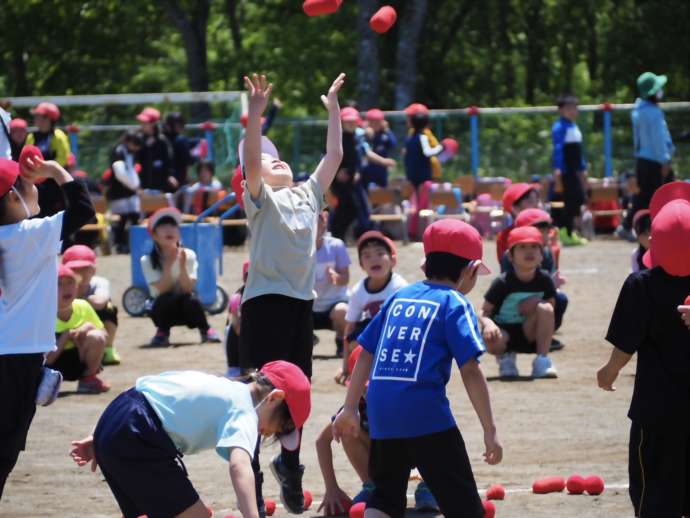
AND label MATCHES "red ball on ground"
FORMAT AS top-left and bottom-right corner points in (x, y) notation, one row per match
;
(303, 489), (313, 510)
(566, 474), (586, 495)
(265, 498), (276, 516)
(486, 483), (505, 500)
(349, 501), (366, 518)
(303, 0), (343, 16)
(584, 475), (605, 495)
(369, 5), (397, 33)
(483, 499), (496, 518)
(532, 476), (566, 494)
